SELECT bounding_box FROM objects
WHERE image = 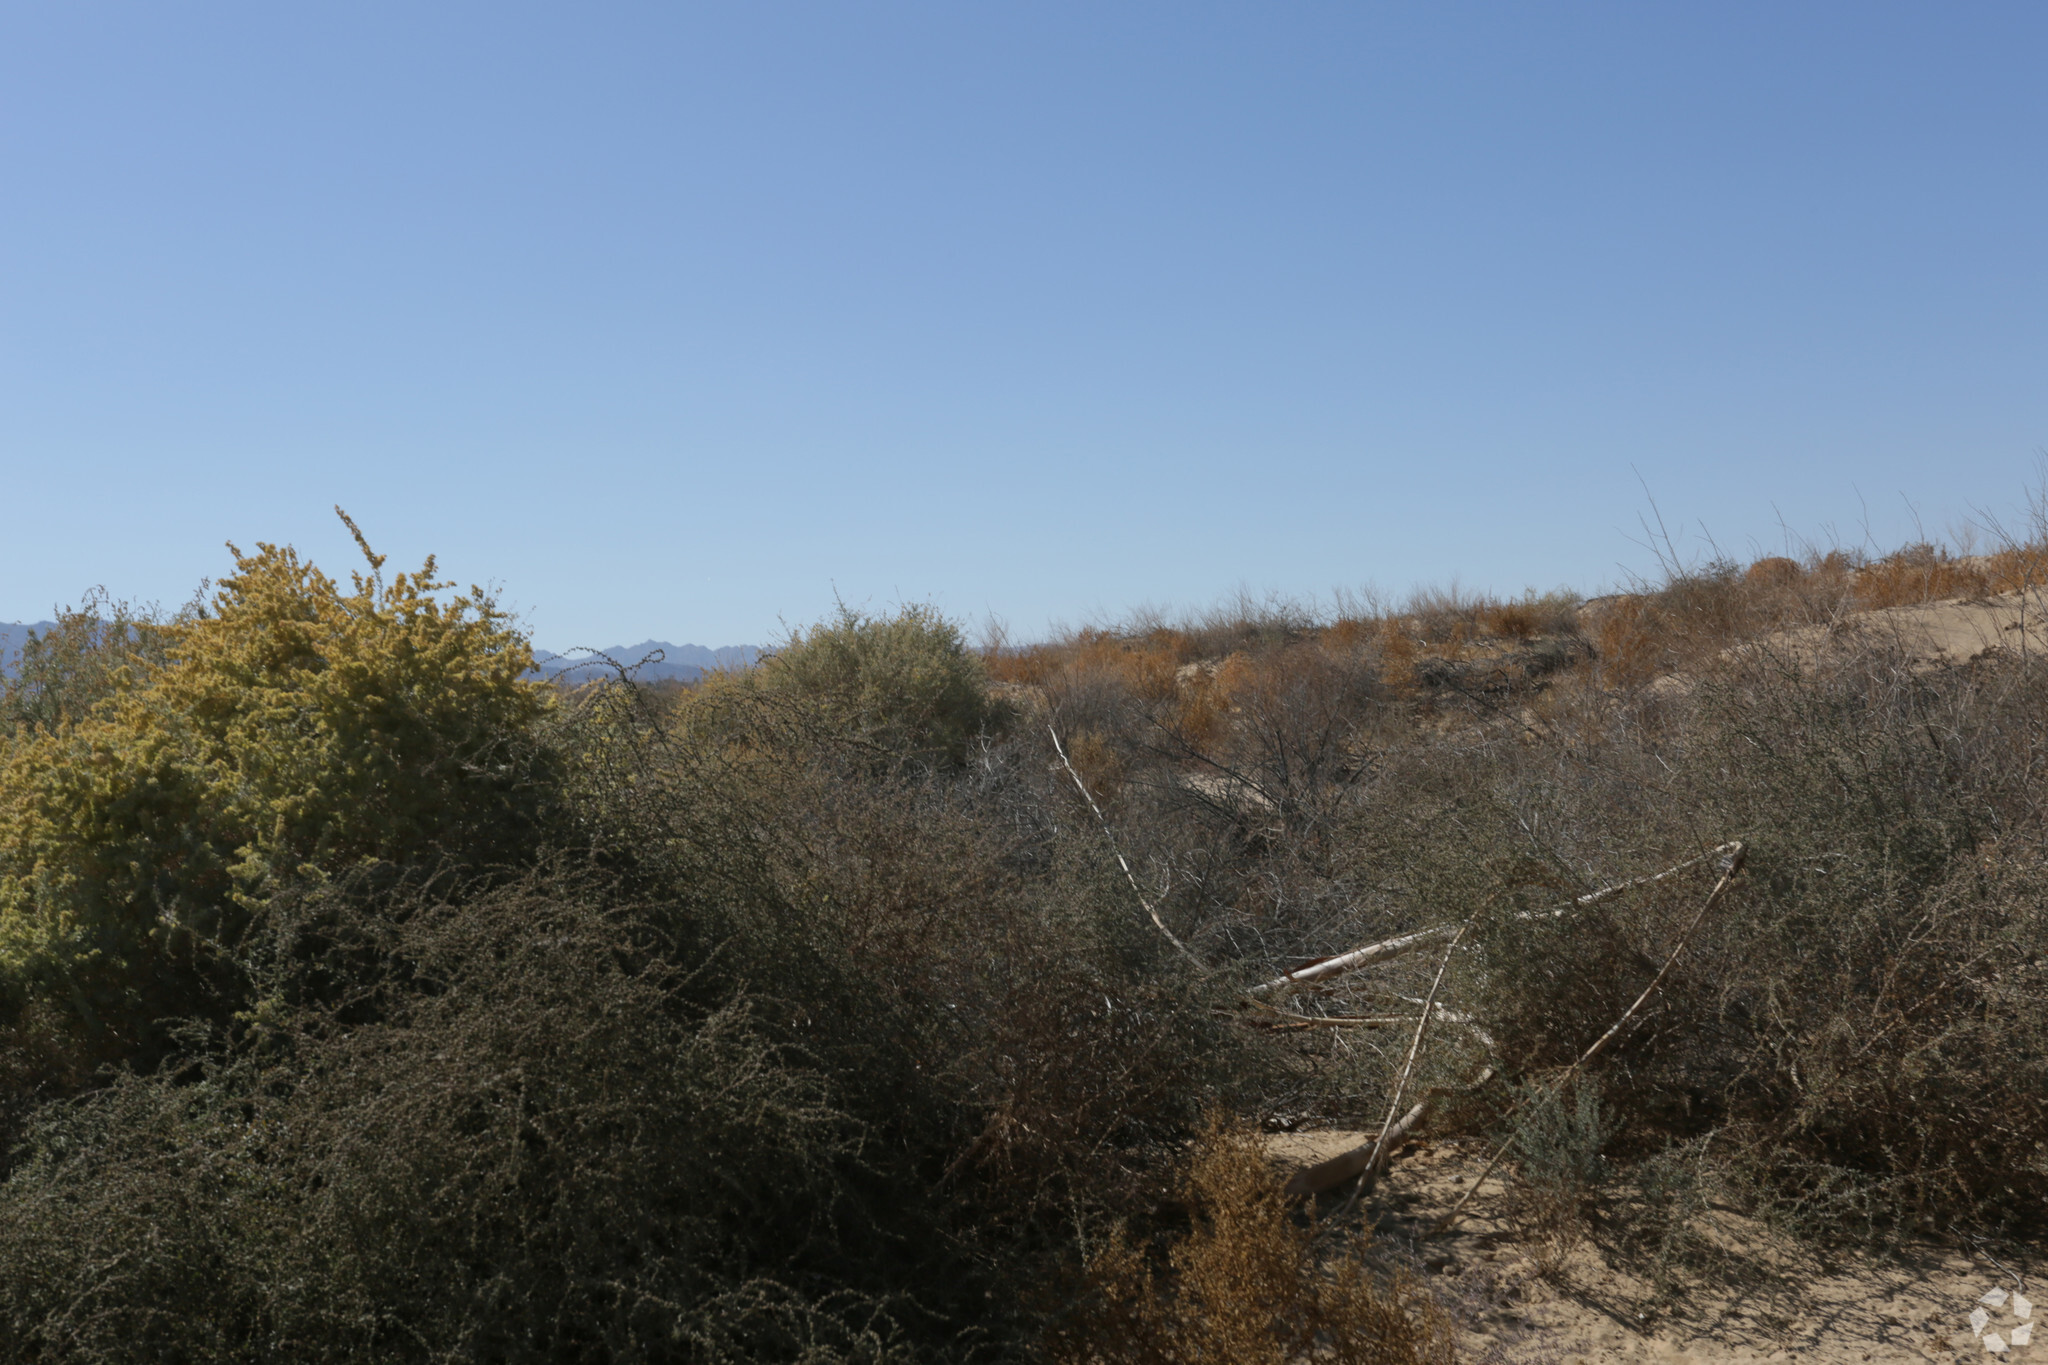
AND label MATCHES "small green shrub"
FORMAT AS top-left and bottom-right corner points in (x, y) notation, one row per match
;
(1503, 1080), (1613, 1277)
(744, 603), (1000, 771)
